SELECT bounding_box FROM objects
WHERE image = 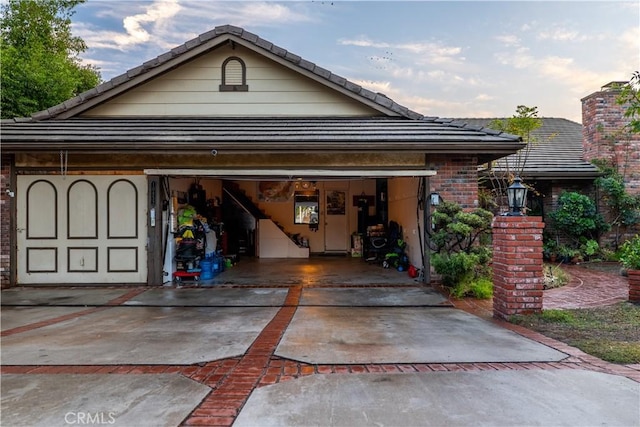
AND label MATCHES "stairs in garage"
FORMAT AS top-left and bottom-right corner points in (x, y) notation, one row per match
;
(222, 181), (309, 258)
